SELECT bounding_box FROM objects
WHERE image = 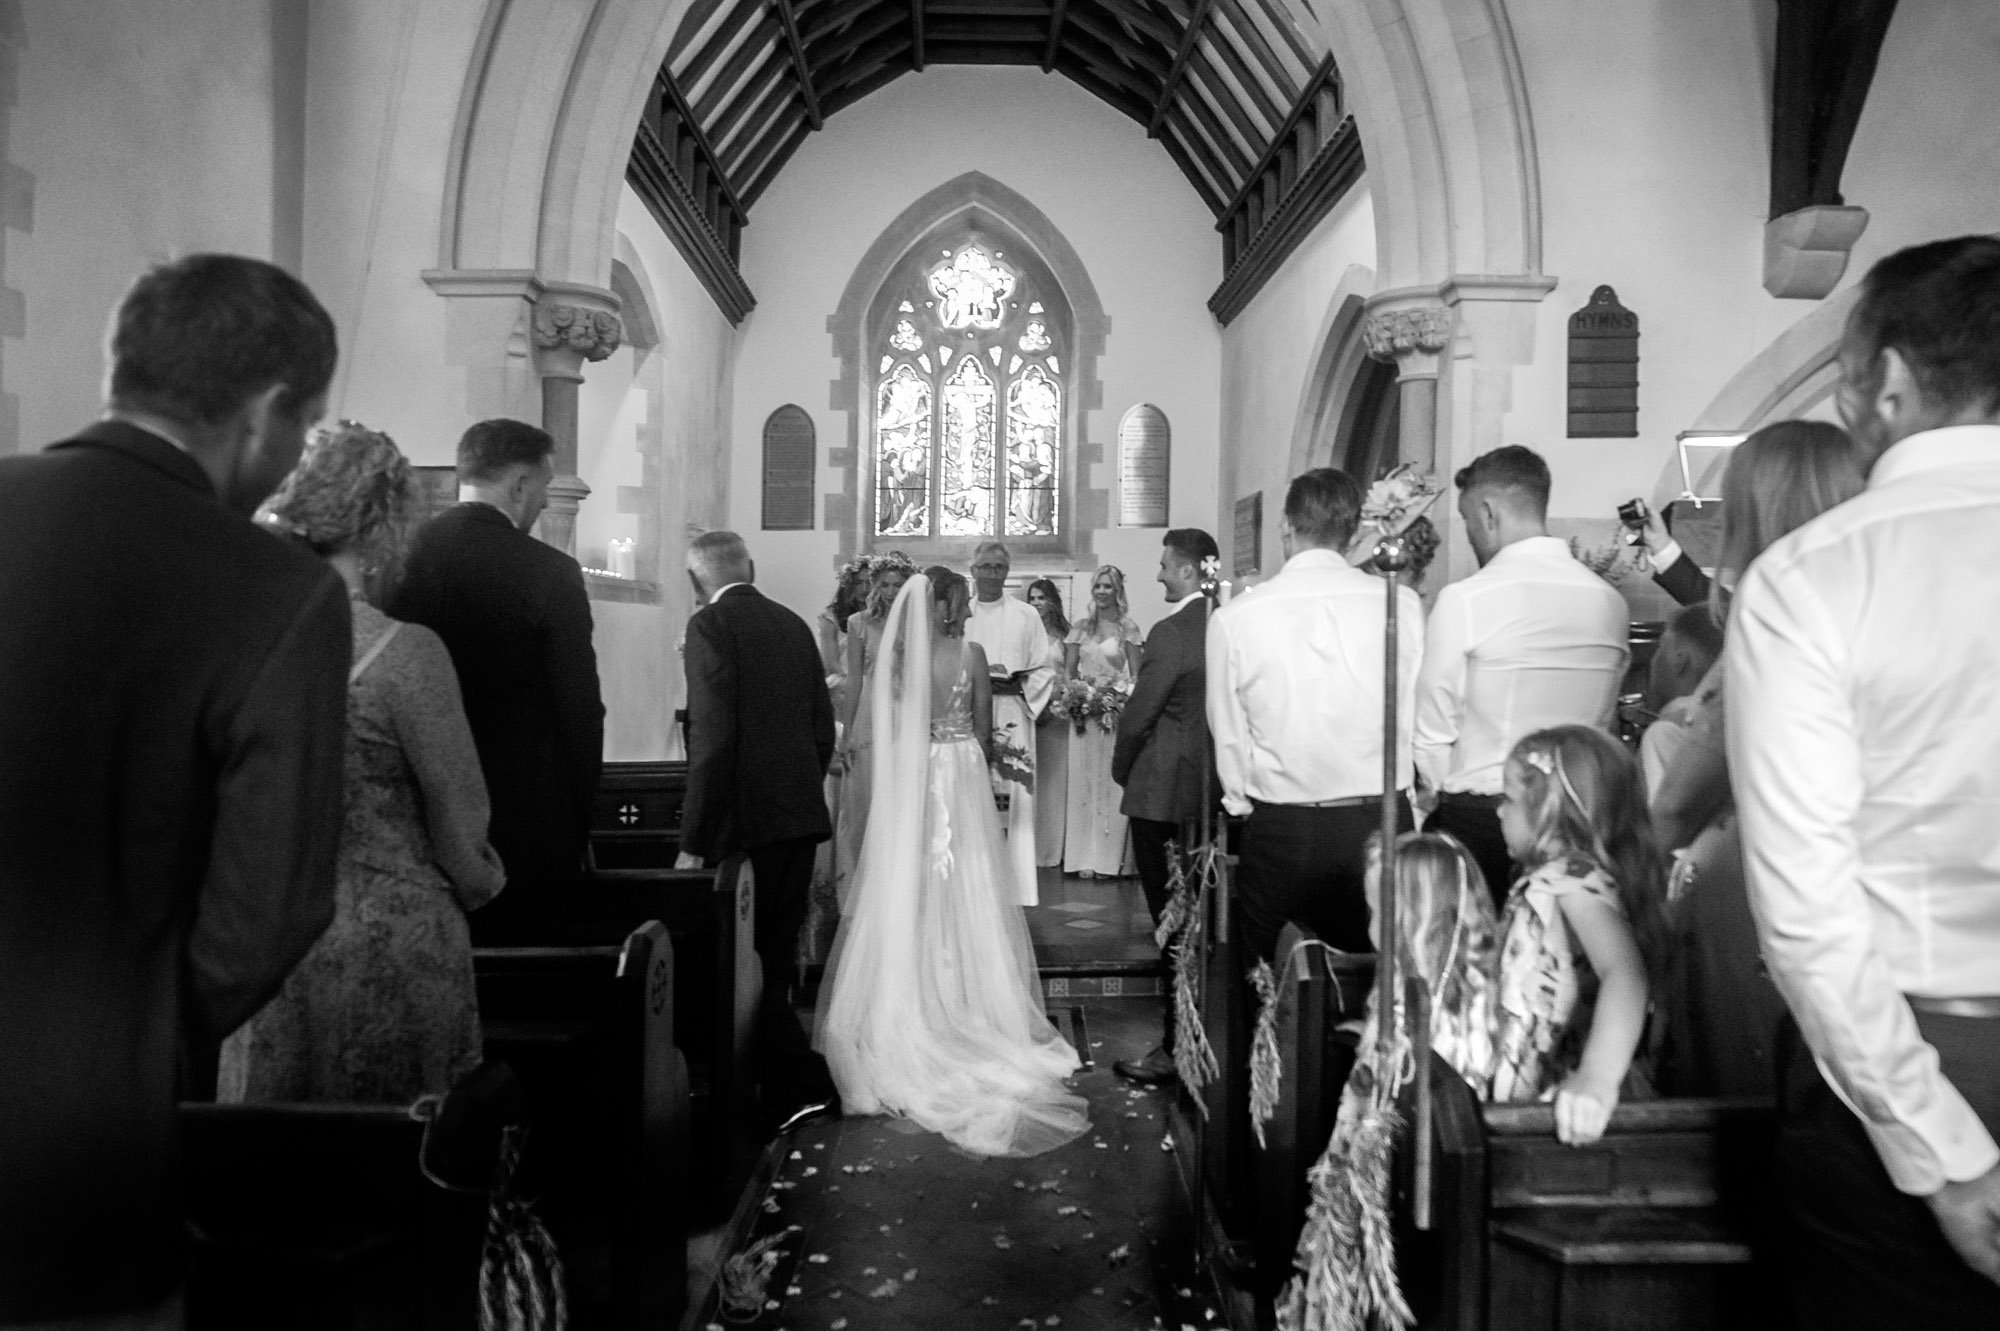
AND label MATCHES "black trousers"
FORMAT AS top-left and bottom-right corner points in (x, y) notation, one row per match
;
(1777, 1011), (2000, 1329)
(1426, 793), (1514, 914)
(748, 837), (836, 1110)
(1128, 816), (1183, 1055)
(1234, 797), (1411, 963)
